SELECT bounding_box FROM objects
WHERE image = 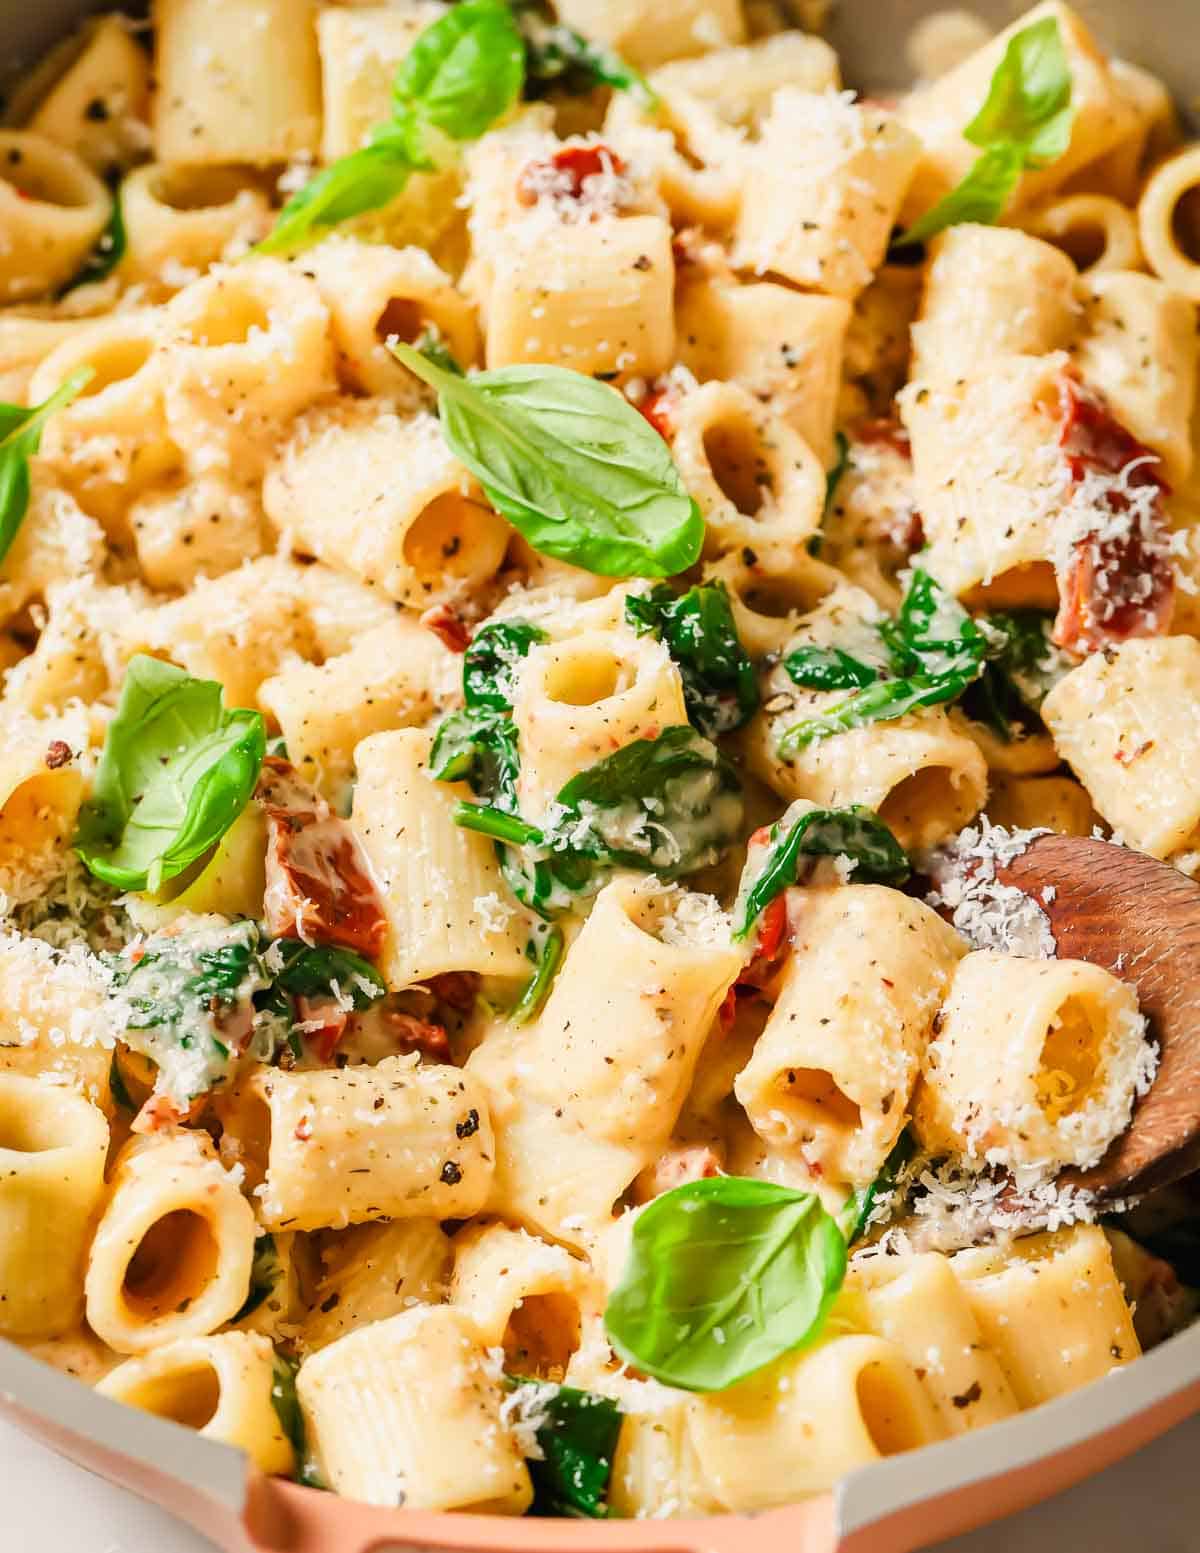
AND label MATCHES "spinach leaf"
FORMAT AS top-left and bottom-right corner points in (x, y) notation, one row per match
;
(784, 644), (881, 692)
(76, 655), (266, 892)
(838, 1128), (917, 1245)
(0, 368), (93, 567)
(108, 1052), (136, 1114)
(509, 1378), (623, 1517)
(551, 725), (742, 876)
(732, 802), (909, 942)
(393, 0), (525, 142)
(270, 1352), (326, 1489)
(516, 5), (656, 110)
(270, 941), (386, 1008)
(464, 619), (548, 710)
(625, 582), (759, 738)
(235, 1234), (281, 1322)
(510, 923), (563, 1025)
(893, 16), (1073, 247)
(391, 342), (704, 578)
(605, 1176), (847, 1392)
(432, 707), (522, 809)
(777, 570), (989, 756)
(62, 192), (126, 292)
